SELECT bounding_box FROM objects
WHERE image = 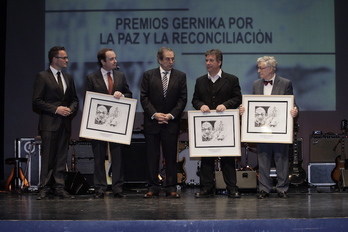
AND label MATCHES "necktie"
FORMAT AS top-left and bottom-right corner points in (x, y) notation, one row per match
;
(162, 71), (168, 97)
(57, 71), (63, 90)
(264, 80), (273, 86)
(107, 72), (113, 95)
